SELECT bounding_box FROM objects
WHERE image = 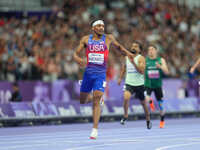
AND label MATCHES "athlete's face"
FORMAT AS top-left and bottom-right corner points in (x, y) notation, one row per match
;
(92, 24), (105, 36)
(148, 46), (157, 58)
(130, 43), (140, 54)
